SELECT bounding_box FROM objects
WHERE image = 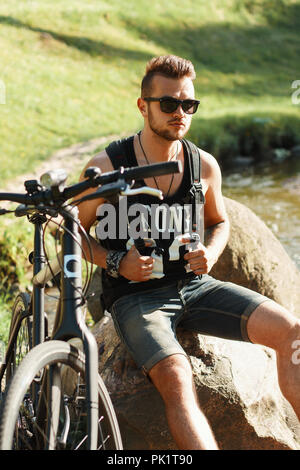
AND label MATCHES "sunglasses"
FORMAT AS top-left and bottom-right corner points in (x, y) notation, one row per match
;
(143, 96), (200, 114)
